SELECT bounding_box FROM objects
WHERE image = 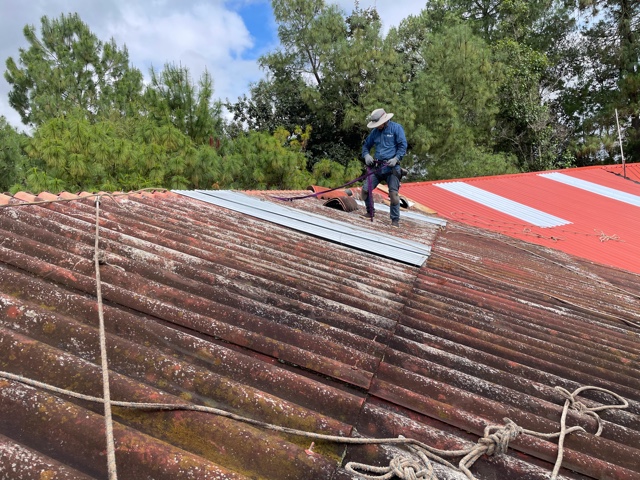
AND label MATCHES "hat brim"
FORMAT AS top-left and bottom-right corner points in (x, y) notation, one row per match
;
(367, 112), (393, 128)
